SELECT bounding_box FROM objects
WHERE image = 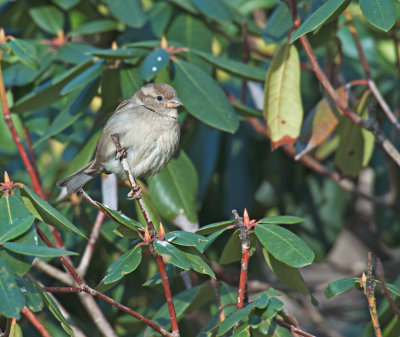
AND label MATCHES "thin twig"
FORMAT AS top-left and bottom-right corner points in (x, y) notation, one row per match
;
(363, 252), (382, 337)
(33, 259), (74, 285)
(344, 9), (400, 131)
(77, 211), (105, 276)
(375, 259), (400, 320)
(274, 317), (316, 337)
(22, 307), (51, 337)
(110, 132), (180, 336)
(210, 279), (226, 322)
